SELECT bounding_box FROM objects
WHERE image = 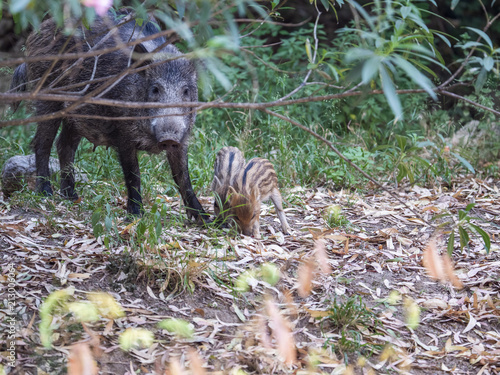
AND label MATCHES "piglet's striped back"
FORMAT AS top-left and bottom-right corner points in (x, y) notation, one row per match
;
(234, 158), (277, 199)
